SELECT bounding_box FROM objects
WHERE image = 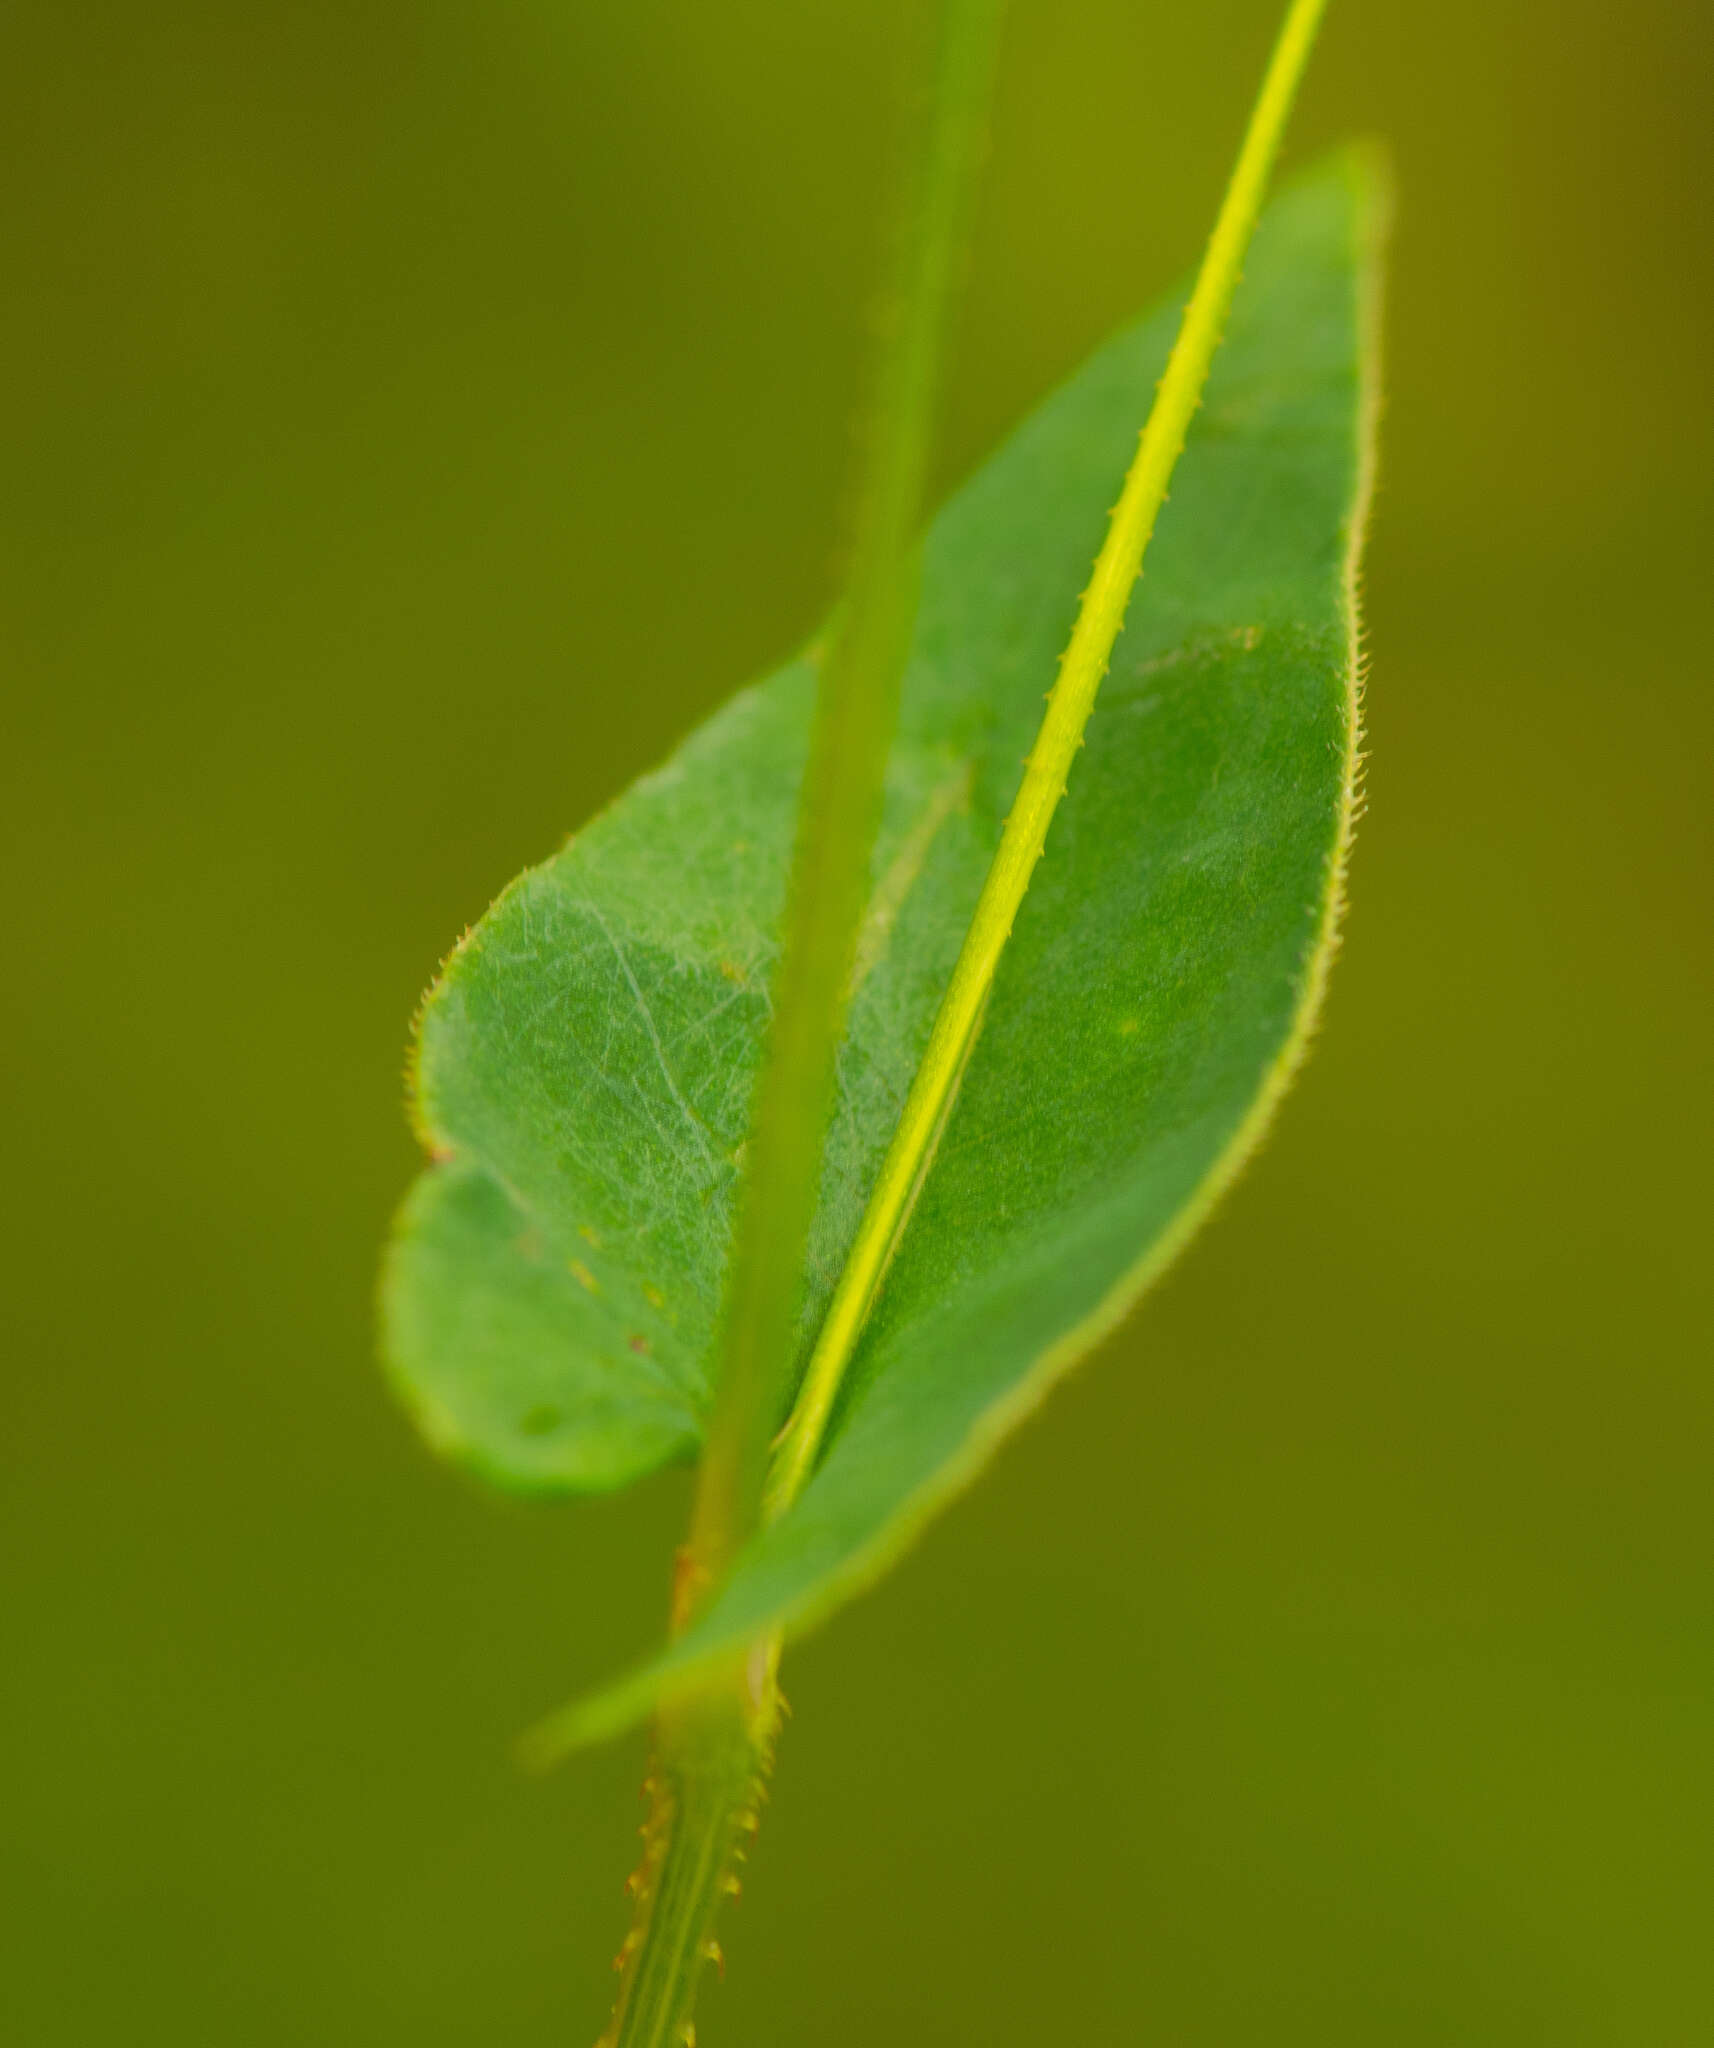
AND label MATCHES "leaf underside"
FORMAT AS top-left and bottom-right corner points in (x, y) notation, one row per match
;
(381, 156), (1380, 1735)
